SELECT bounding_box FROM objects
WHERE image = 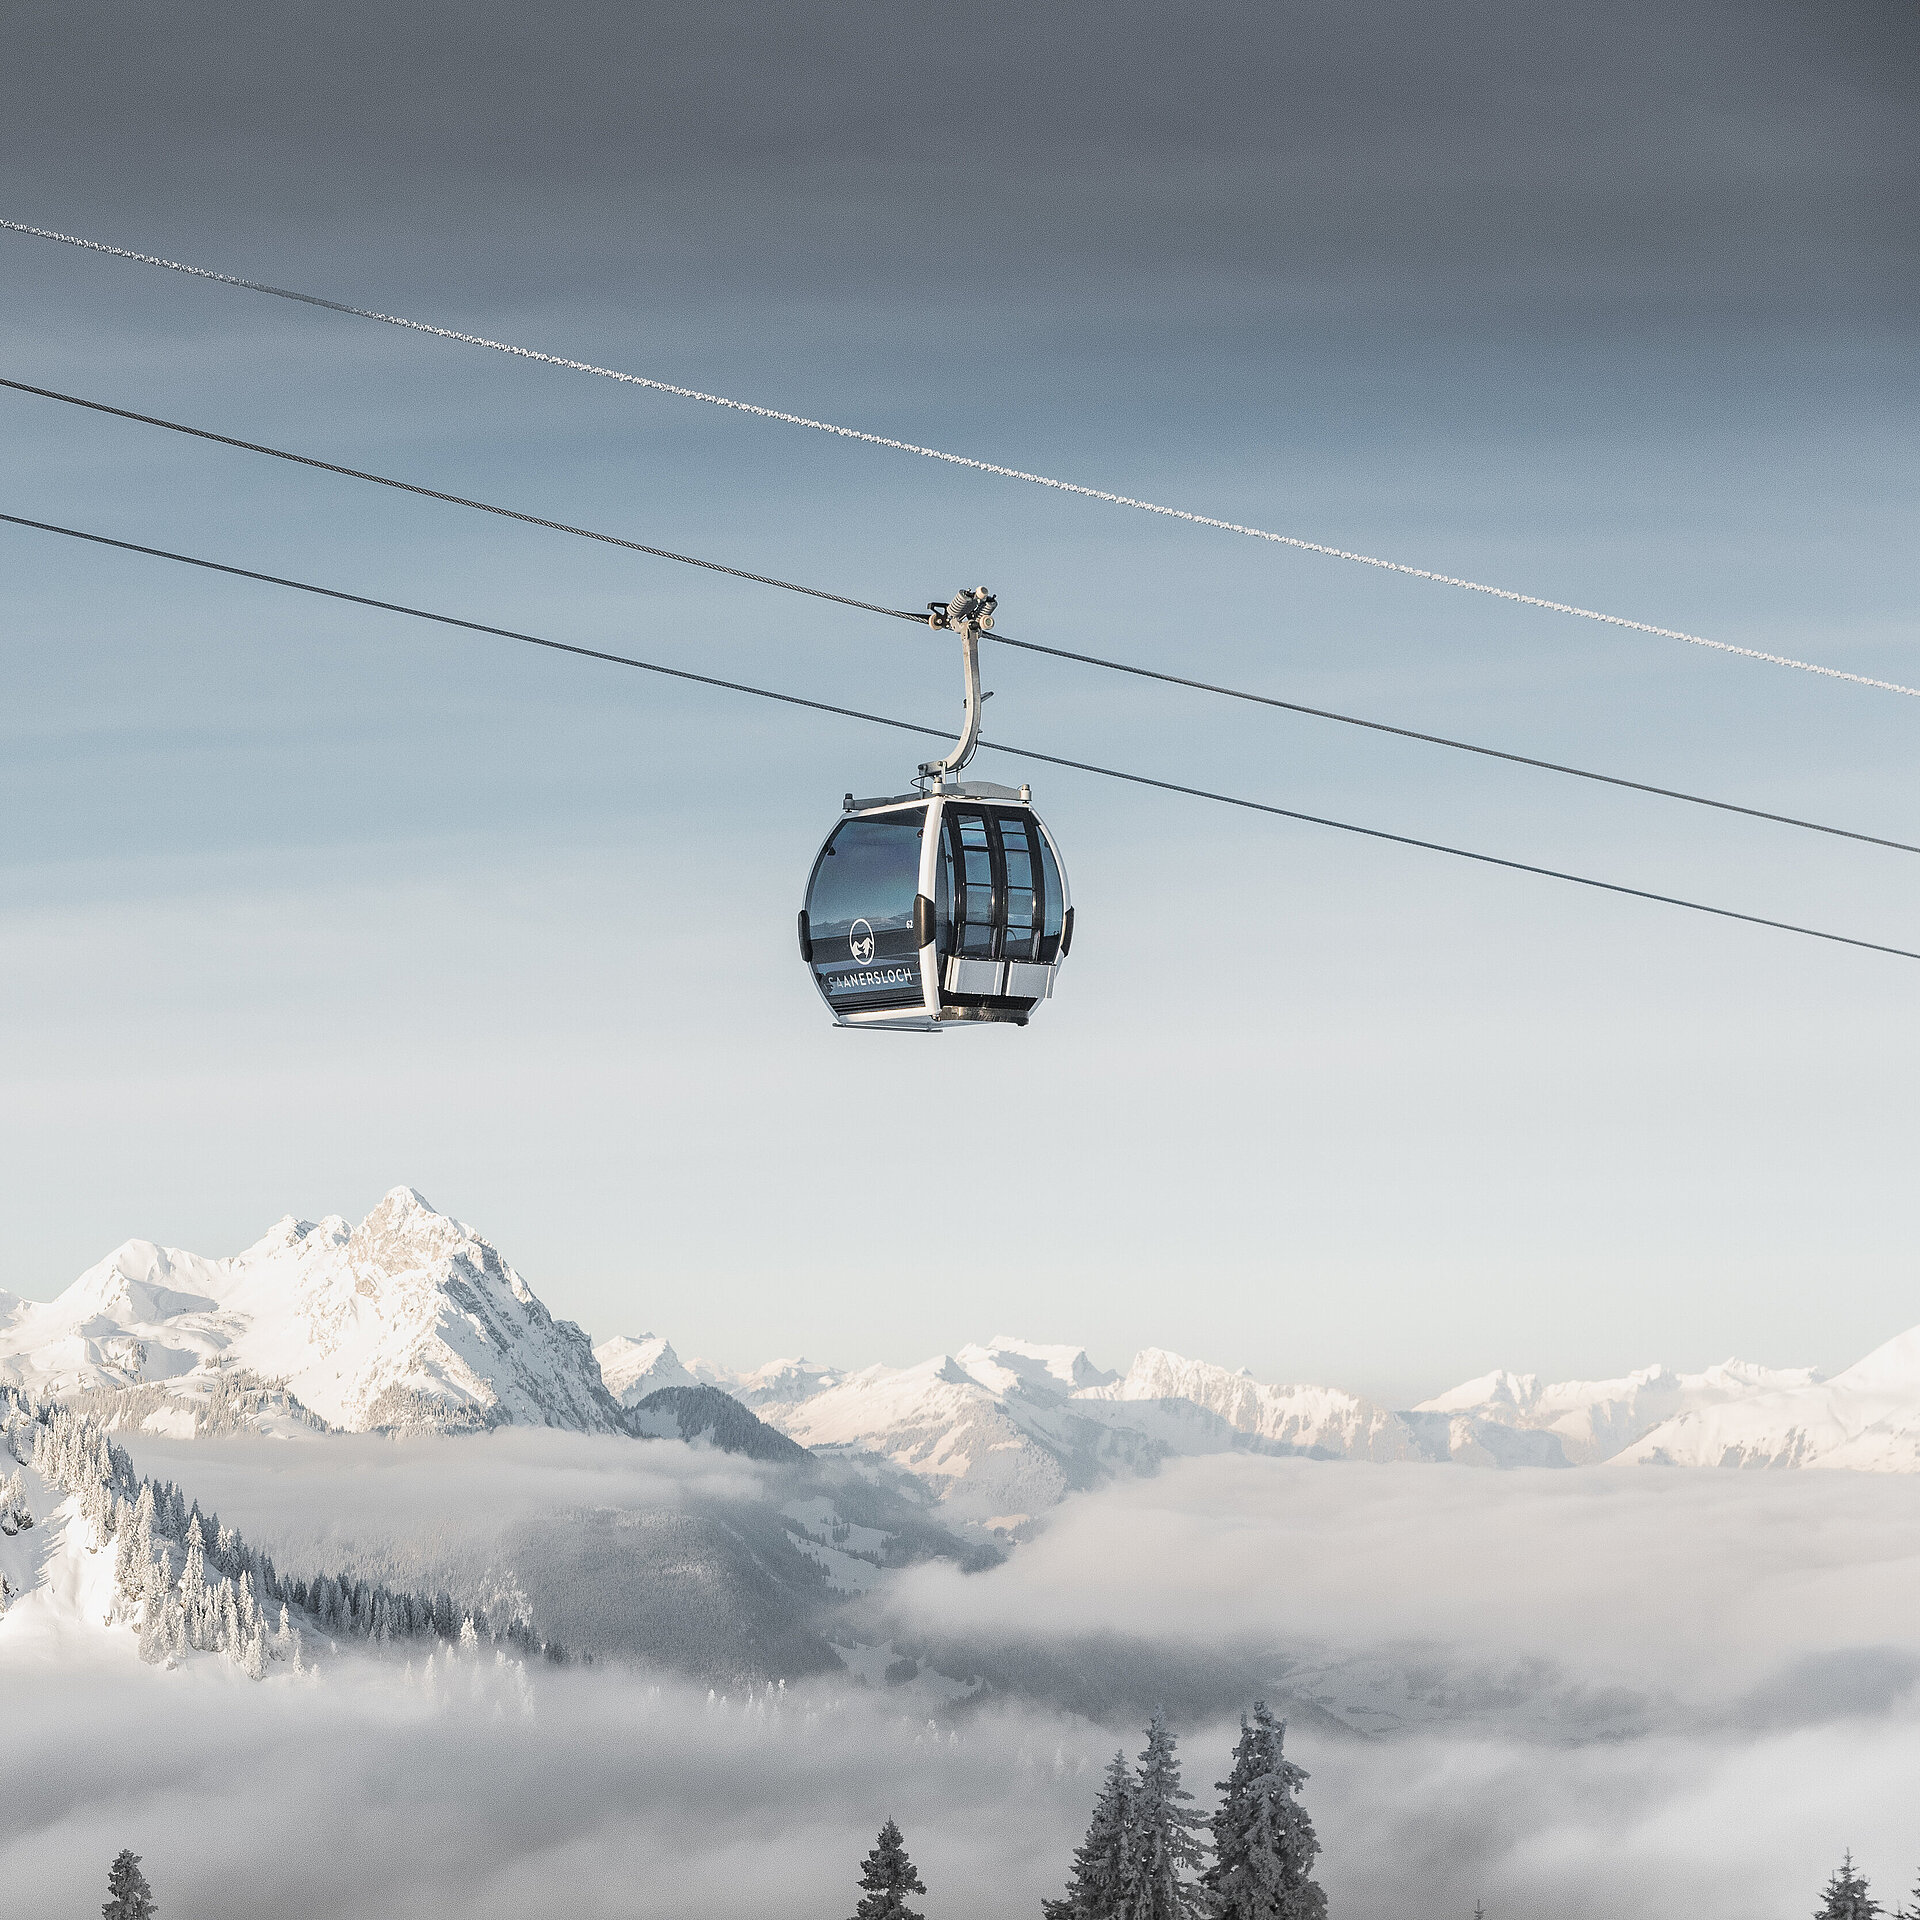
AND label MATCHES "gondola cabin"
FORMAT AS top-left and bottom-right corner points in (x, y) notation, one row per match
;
(799, 783), (1074, 1030)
